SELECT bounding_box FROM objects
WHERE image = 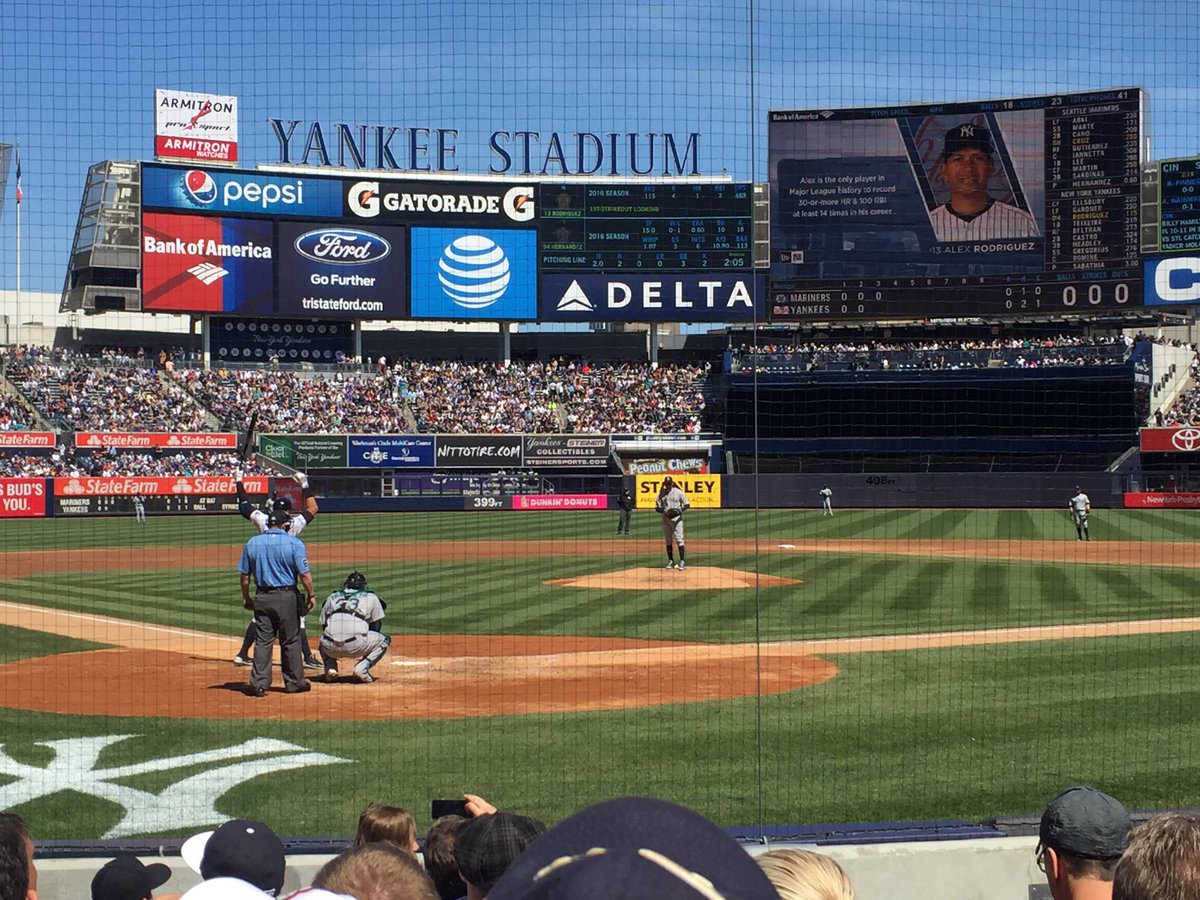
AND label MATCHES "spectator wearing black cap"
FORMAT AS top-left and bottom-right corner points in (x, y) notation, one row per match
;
(92, 854), (174, 900)
(453, 811), (546, 900)
(929, 121), (1039, 242)
(1113, 812), (1200, 900)
(488, 796), (780, 900)
(181, 819), (288, 897)
(1038, 786), (1131, 900)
